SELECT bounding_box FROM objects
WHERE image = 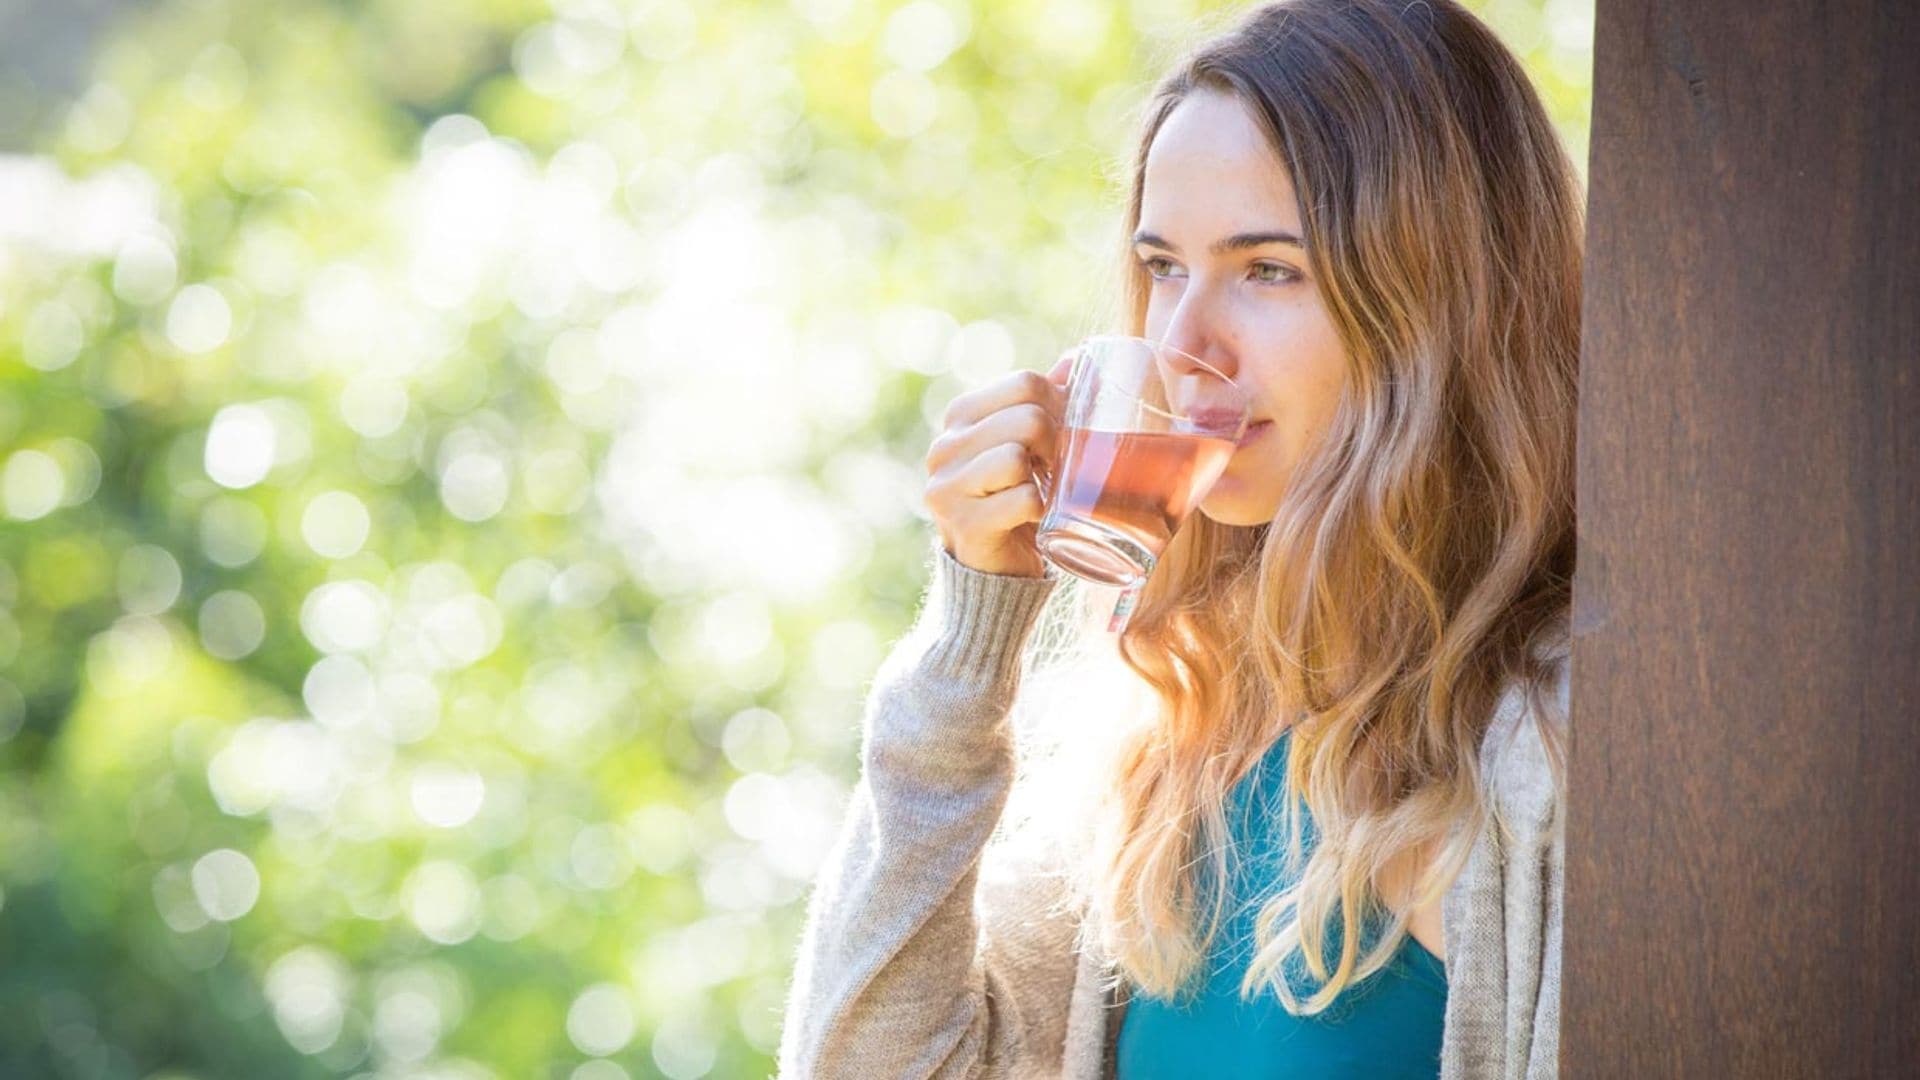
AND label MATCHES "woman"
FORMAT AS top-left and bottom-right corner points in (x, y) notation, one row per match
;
(779, 0), (1579, 1076)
